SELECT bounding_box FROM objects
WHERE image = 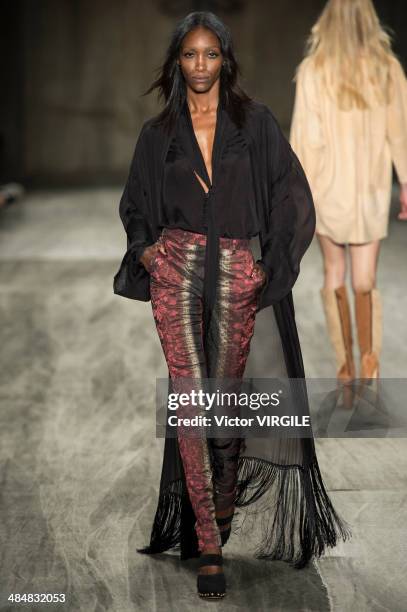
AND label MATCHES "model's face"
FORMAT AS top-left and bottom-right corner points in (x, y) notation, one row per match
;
(178, 27), (223, 93)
